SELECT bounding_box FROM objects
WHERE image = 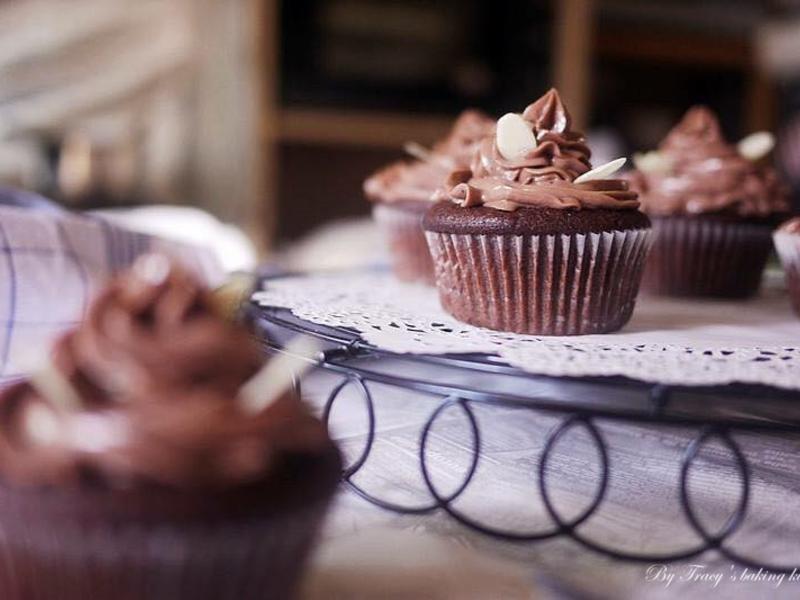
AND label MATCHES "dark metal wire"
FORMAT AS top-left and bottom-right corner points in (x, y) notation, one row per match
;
(251, 300), (800, 572)
(538, 416), (610, 534)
